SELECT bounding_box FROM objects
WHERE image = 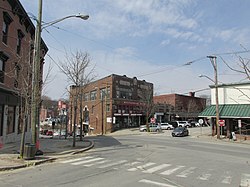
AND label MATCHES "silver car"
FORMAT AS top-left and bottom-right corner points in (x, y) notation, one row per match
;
(160, 123), (173, 130)
(139, 123), (162, 132)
